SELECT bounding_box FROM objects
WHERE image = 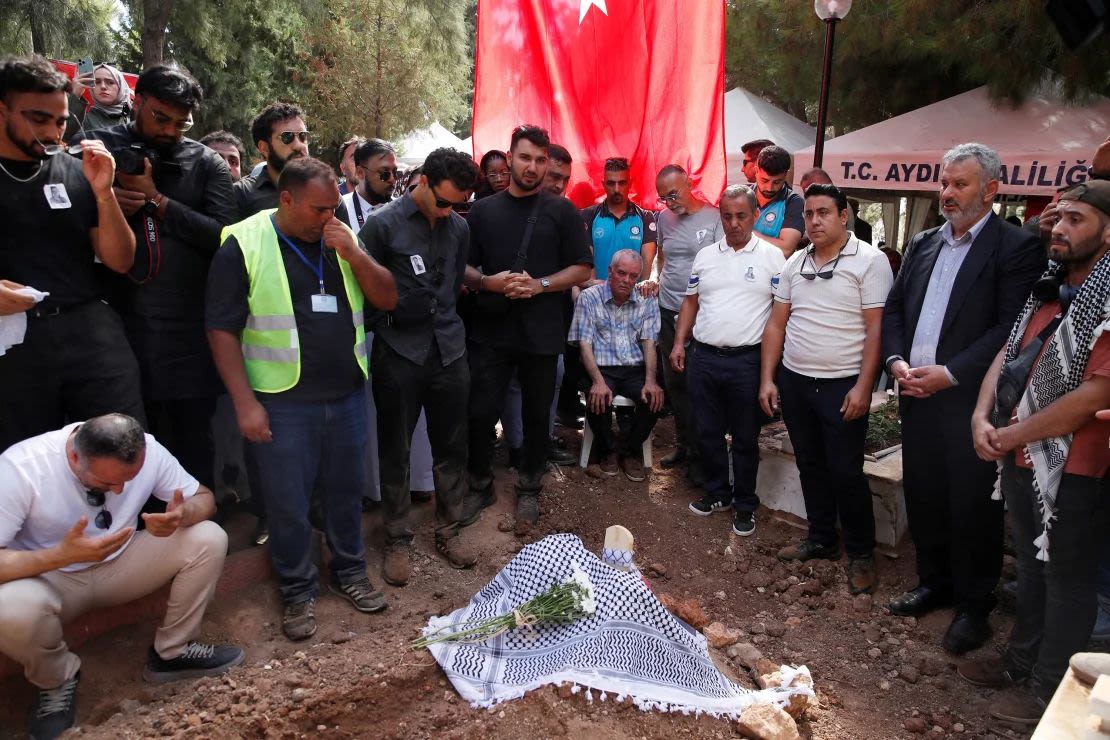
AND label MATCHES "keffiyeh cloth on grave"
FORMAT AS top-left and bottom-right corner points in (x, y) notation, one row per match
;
(422, 534), (812, 717)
